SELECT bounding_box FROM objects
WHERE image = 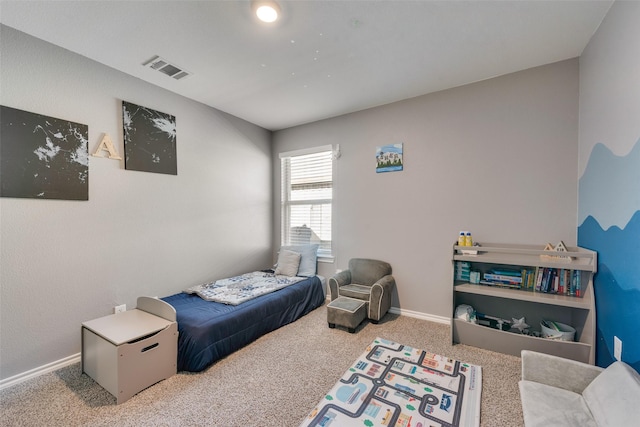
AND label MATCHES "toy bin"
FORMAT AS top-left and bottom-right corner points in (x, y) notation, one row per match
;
(81, 298), (177, 404)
